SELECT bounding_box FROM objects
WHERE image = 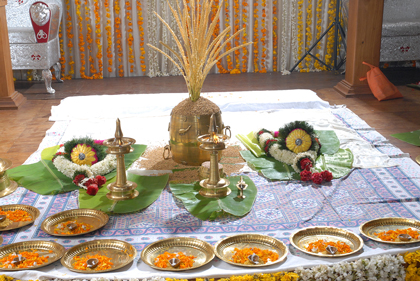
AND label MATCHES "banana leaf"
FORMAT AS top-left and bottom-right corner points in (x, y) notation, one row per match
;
(391, 130), (420, 146)
(7, 144), (147, 195)
(78, 173), (169, 214)
(169, 175), (257, 221)
(240, 148), (353, 181)
(236, 132), (265, 157)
